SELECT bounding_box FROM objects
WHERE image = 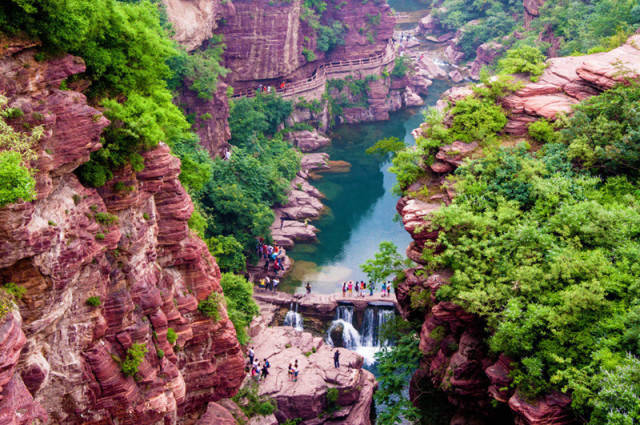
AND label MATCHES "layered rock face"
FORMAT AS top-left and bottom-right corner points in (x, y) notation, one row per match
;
(163, 0), (234, 158)
(501, 33), (640, 135)
(217, 0), (394, 88)
(0, 43), (244, 423)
